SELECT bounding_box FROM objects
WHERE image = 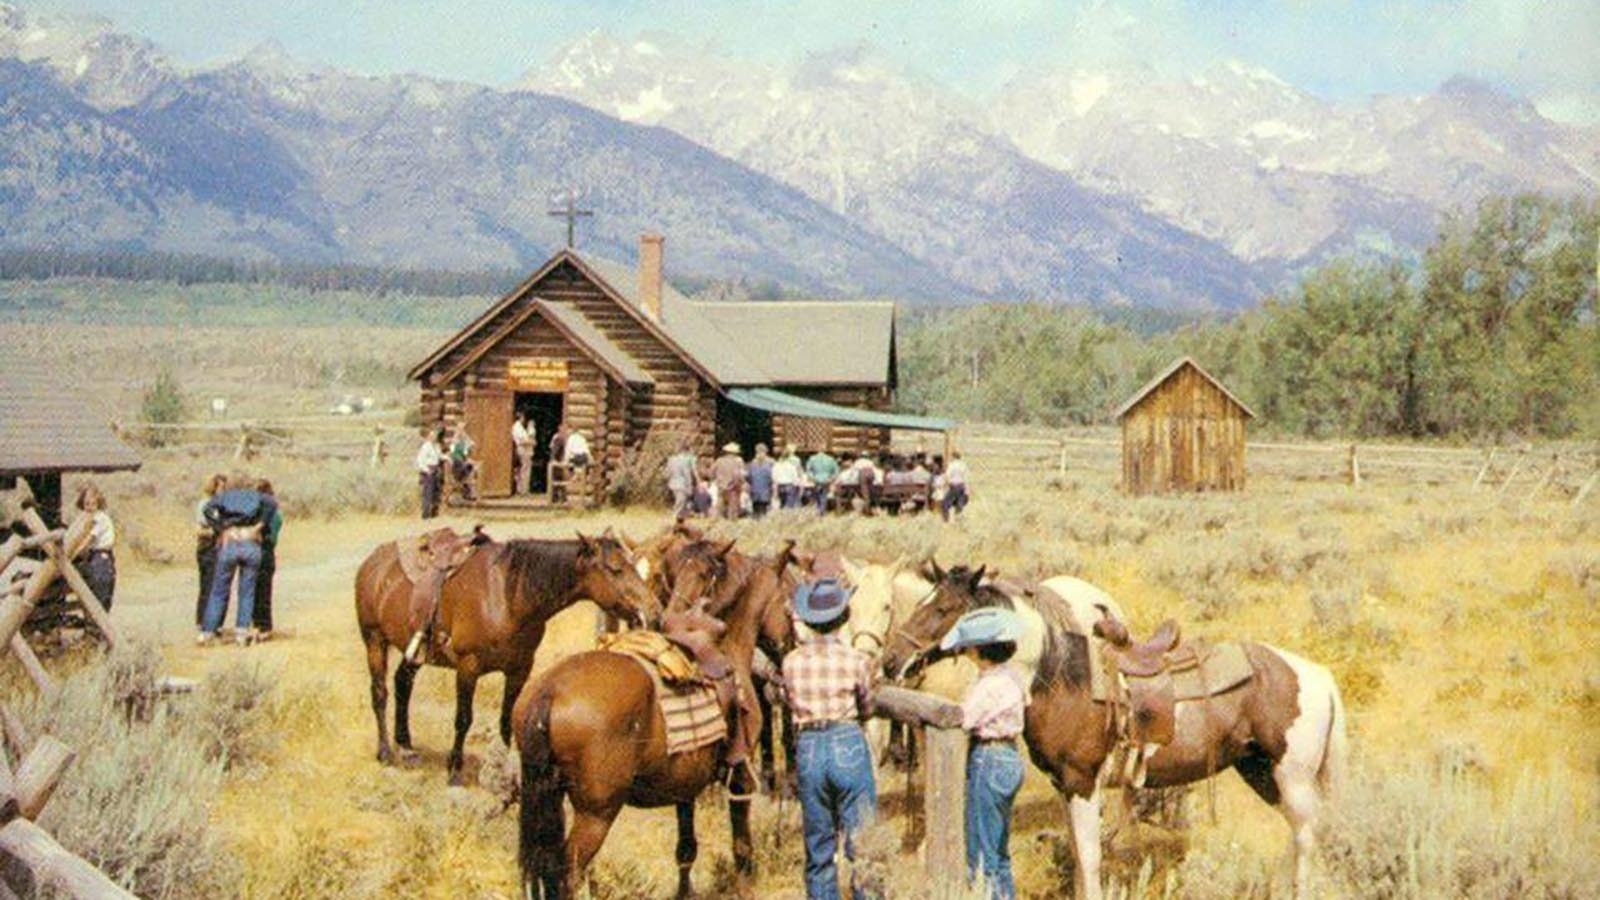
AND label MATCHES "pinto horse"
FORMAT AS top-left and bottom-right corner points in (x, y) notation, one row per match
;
(355, 529), (659, 784)
(882, 564), (1346, 900)
(513, 539), (795, 900)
